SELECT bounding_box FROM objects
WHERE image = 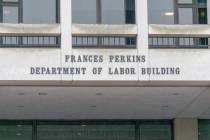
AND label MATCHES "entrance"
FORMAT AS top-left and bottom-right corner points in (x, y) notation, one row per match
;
(0, 121), (172, 140)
